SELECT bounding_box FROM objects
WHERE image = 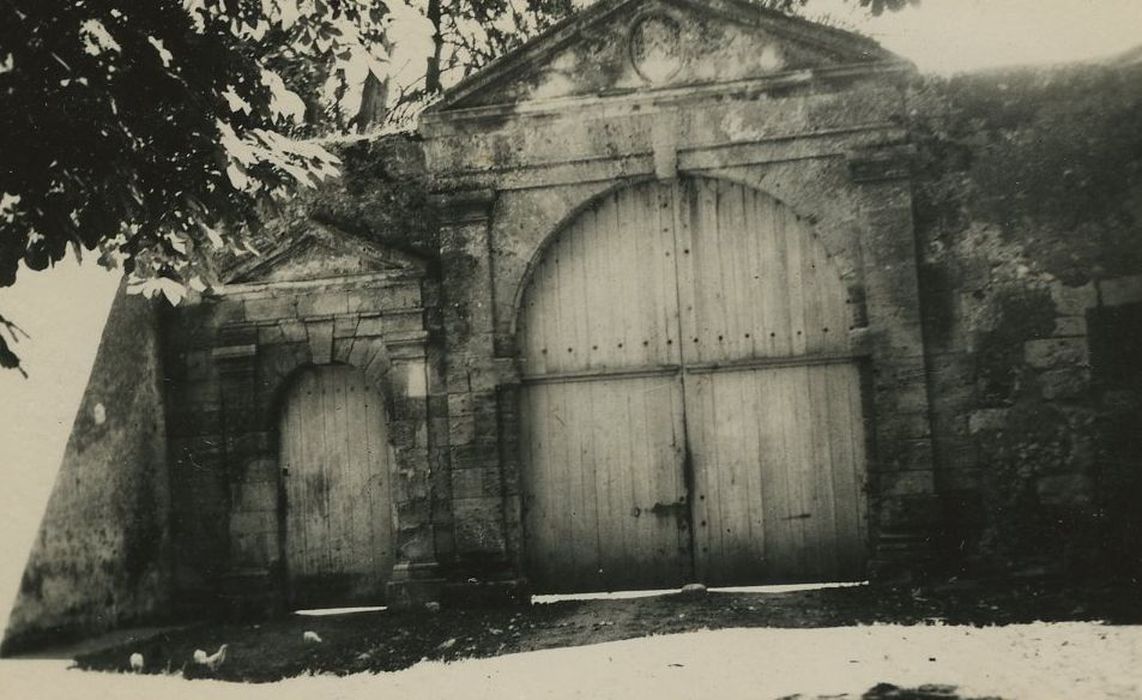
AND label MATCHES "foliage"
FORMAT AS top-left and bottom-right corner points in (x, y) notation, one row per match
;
(857, 0), (919, 15)
(431, 0), (574, 89)
(0, 0), (411, 373)
(0, 0), (915, 374)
